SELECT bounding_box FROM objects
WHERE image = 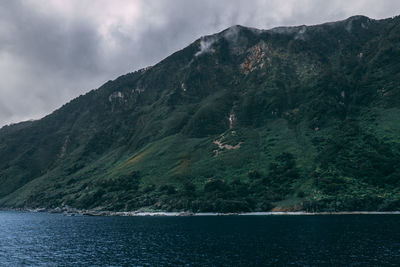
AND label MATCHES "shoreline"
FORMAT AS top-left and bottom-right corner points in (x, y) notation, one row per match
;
(1, 207), (400, 216)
